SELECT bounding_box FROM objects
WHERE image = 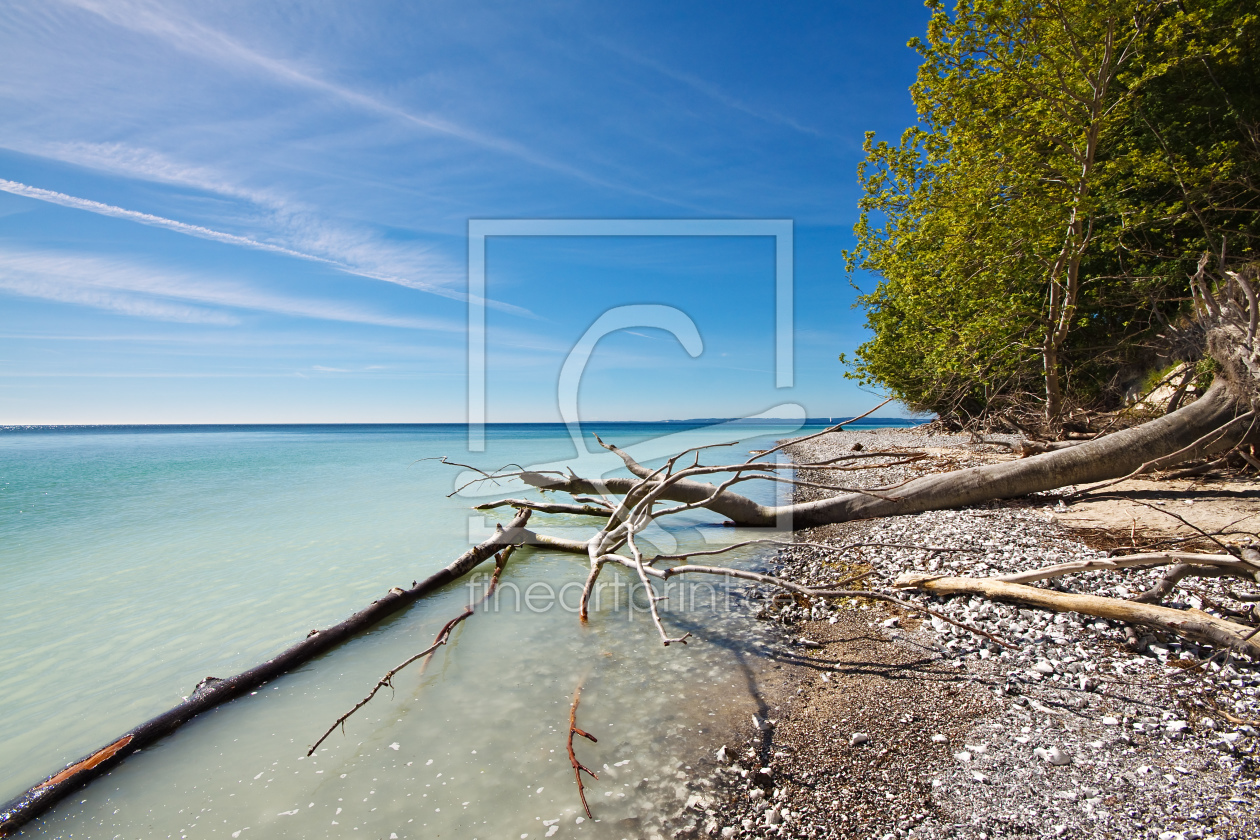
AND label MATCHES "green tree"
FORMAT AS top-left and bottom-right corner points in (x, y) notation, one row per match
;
(844, 0), (1259, 424)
